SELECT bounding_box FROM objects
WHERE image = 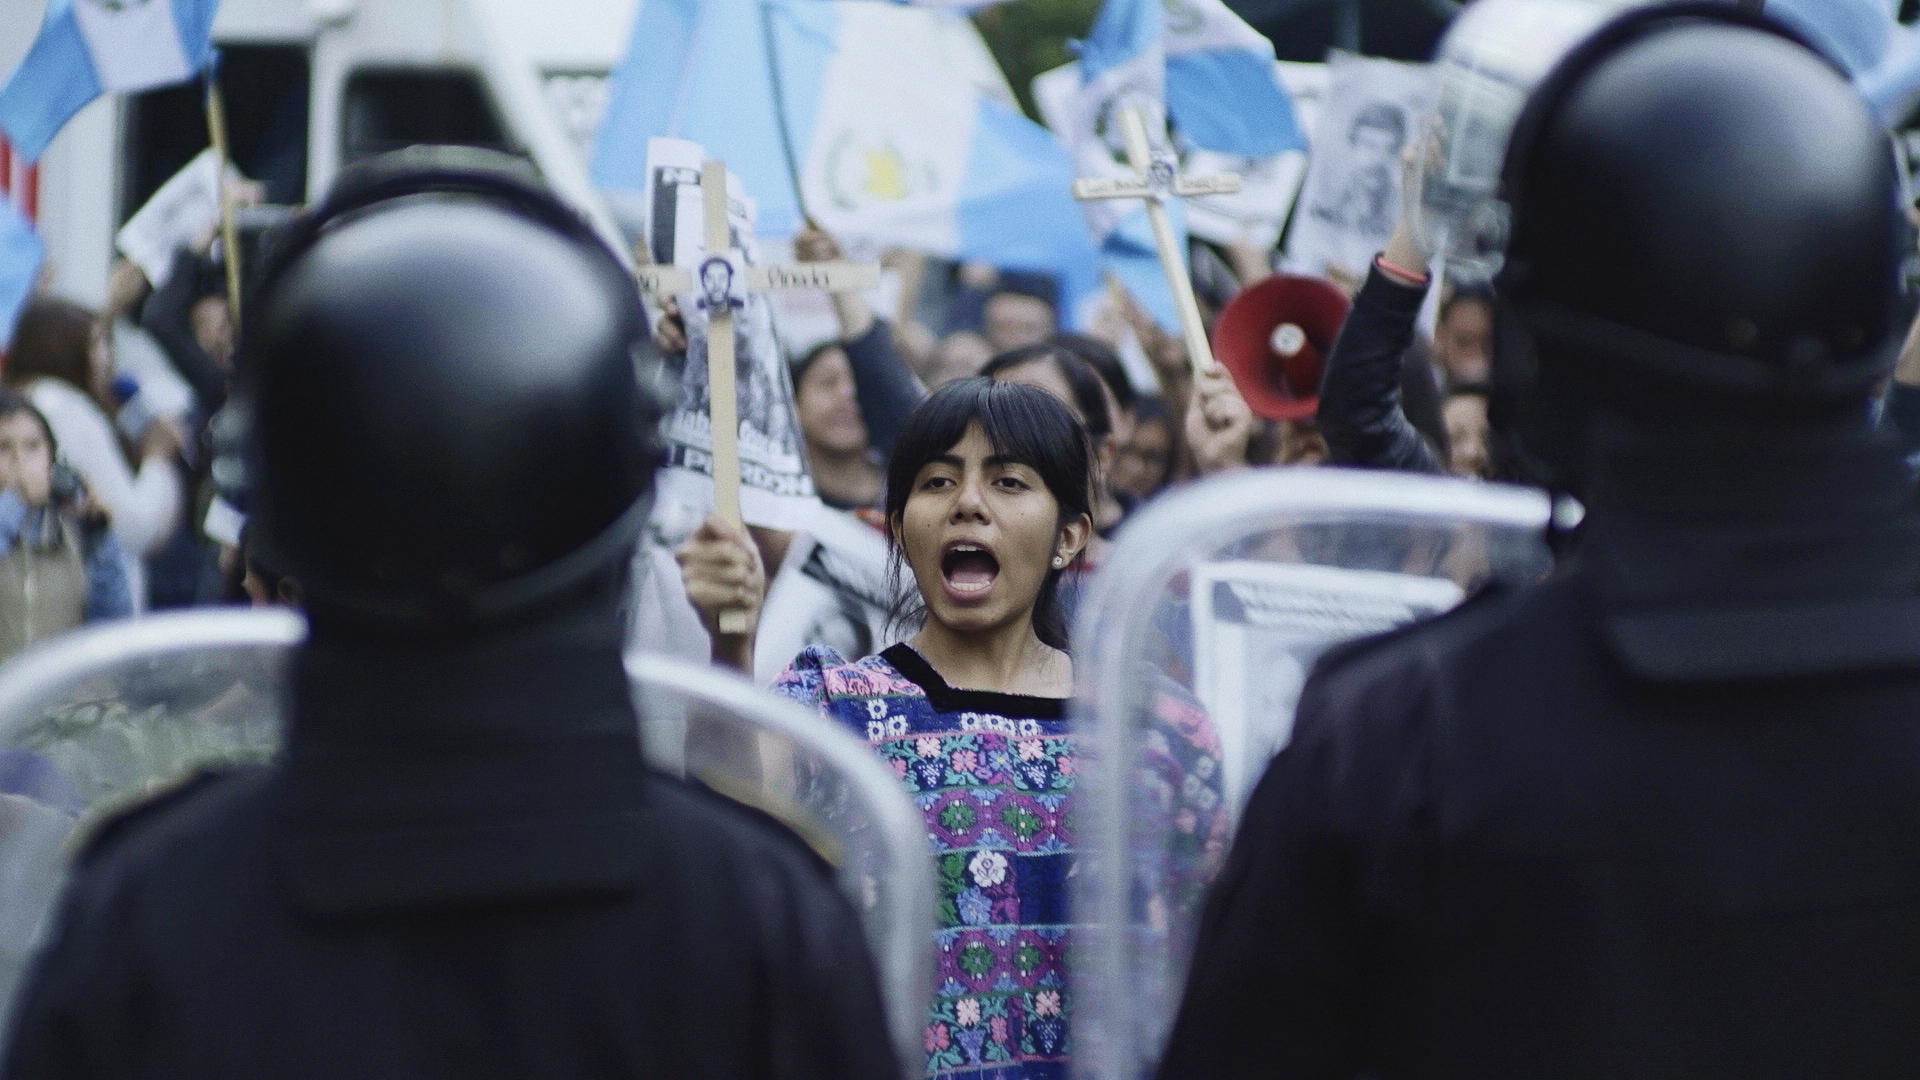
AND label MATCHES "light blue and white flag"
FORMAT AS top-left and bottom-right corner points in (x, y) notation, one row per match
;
(0, 0), (221, 163)
(1765, 0), (1896, 78)
(1056, 0), (1306, 328)
(594, 0), (1100, 314)
(1864, 21), (1920, 126)
(0, 199), (44, 348)
(1064, 0), (1186, 330)
(1164, 0), (1306, 156)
